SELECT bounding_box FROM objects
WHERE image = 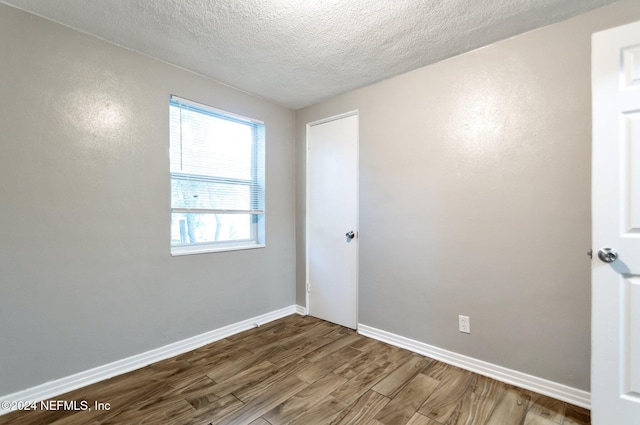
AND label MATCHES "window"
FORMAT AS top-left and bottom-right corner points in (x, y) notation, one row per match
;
(169, 96), (265, 255)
